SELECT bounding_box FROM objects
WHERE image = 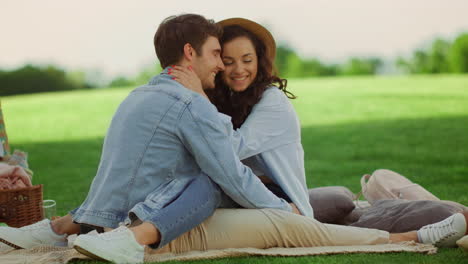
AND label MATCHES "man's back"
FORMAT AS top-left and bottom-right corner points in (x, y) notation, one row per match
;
(73, 73), (205, 227)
